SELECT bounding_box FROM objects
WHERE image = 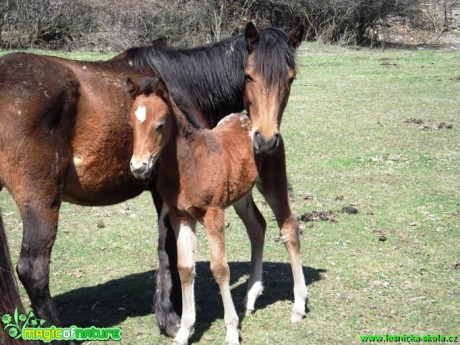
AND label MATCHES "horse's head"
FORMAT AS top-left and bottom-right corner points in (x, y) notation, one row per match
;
(127, 76), (172, 180)
(244, 22), (304, 154)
